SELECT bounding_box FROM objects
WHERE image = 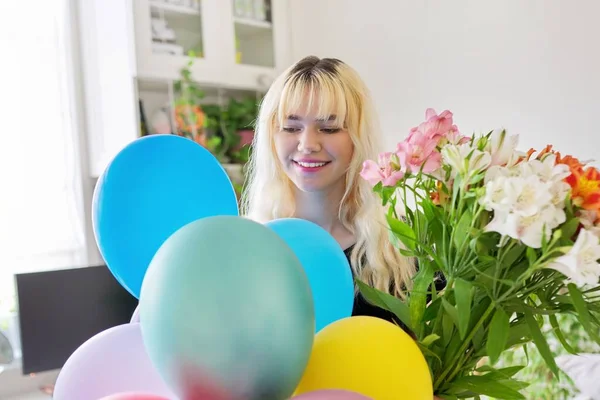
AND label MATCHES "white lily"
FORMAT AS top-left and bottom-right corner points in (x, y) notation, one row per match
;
(484, 209), (548, 249)
(503, 175), (554, 217)
(485, 129), (520, 167)
(484, 163), (524, 184)
(480, 175), (510, 213)
(491, 205), (563, 248)
(546, 229), (600, 286)
(482, 171), (565, 248)
(578, 210), (600, 239)
(516, 155), (570, 209)
(521, 154), (570, 183)
(441, 143), (491, 180)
